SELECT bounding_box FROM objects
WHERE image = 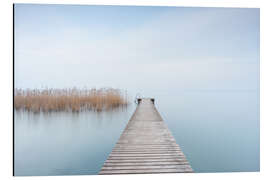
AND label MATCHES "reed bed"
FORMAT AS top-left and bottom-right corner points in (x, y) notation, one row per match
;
(14, 88), (129, 113)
